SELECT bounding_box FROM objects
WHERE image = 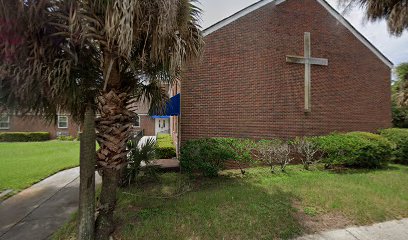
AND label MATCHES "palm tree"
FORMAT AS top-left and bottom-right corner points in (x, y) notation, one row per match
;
(394, 63), (408, 107)
(341, 0), (408, 36)
(0, 2), (103, 239)
(0, 0), (203, 239)
(340, 1), (408, 124)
